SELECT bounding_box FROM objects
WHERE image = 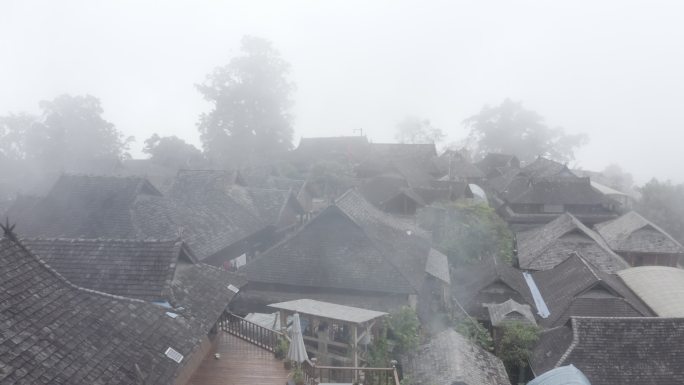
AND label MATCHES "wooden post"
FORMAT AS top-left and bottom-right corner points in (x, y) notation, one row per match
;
(352, 324), (358, 383)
